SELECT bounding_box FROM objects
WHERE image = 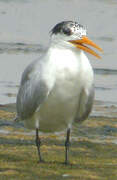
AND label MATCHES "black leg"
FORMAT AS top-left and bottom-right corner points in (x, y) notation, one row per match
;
(35, 128), (43, 162)
(65, 128), (71, 165)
